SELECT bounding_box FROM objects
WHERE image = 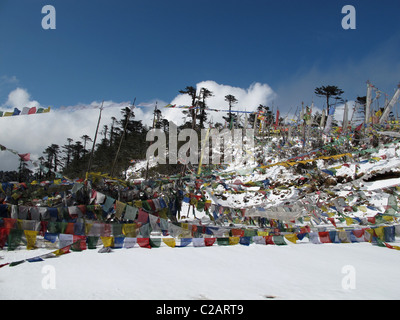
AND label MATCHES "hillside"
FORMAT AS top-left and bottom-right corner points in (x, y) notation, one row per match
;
(1, 126), (400, 300)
